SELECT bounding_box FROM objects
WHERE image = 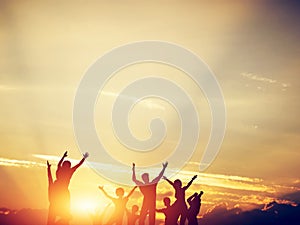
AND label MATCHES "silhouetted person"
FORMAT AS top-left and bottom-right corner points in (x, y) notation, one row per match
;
(132, 162), (168, 225)
(47, 151), (89, 225)
(156, 197), (178, 225)
(187, 191), (203, 225)
(98, 186), (137, 225)
(47, 161), (56, 225)
(126, 205), (140, 225)
(163, 175), (197, 225)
